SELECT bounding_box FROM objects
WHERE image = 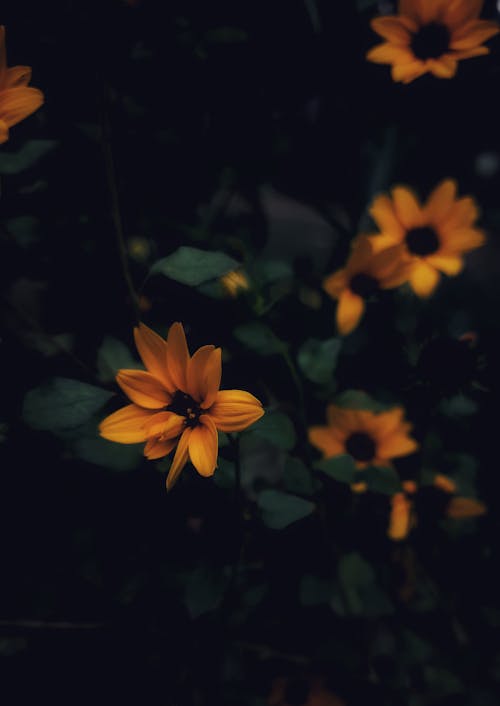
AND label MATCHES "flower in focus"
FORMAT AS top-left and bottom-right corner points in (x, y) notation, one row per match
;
(367, 0), (499, 83)
(99, 322), (264, 490)
(323, 236), (409, 335)
(0, 26), (44, 144)
(368, 180), (485, 297)
(388, 473), (487, 541)
(220, 268), (250, 298)
(268, 676), (345, 706)
(309, 404), (418, 480)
